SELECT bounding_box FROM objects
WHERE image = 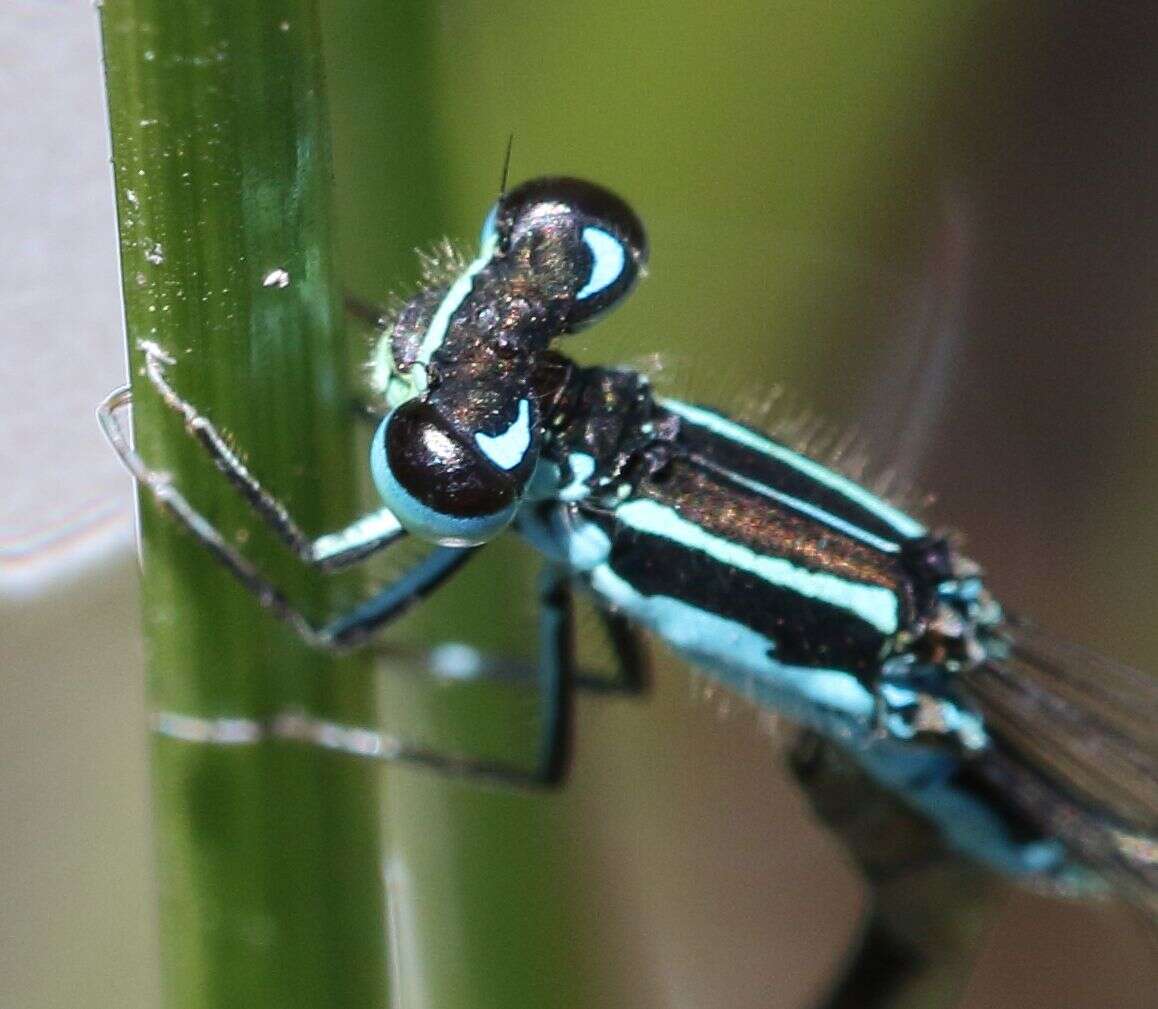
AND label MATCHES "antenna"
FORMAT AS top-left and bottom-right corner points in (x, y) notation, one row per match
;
(499, 134), (515, 198)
